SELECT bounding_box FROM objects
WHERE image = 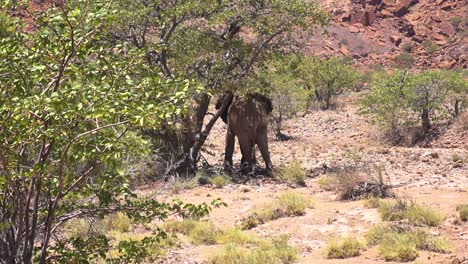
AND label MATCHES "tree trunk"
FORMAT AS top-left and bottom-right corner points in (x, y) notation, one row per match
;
(173, 93), (233, 177)
(421, 108), (431, 133)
